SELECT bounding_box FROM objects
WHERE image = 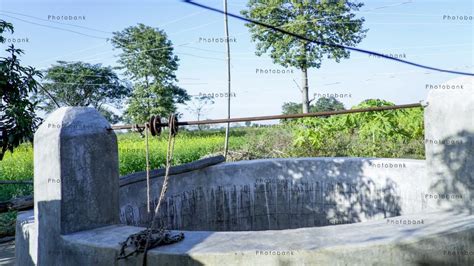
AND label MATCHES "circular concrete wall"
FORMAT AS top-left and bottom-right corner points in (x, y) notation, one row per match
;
(119, 158), (428, 231)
